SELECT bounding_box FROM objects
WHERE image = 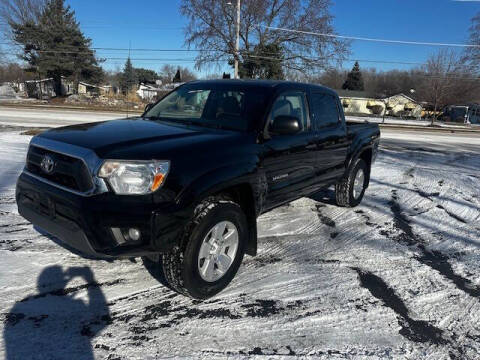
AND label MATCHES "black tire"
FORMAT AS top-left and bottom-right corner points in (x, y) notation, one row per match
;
(141, 255), (173, 290)
(335, 158), (368, 207)
(160, 196), (247, 300)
